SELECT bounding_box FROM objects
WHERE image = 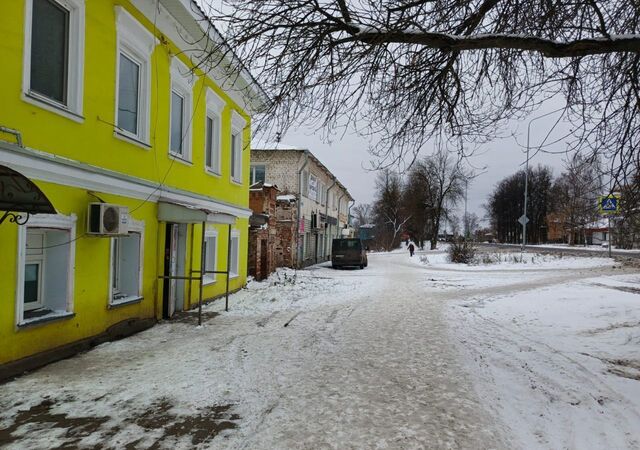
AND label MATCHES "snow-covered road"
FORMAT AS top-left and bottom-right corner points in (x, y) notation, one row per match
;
(0, 249), (637, 449)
